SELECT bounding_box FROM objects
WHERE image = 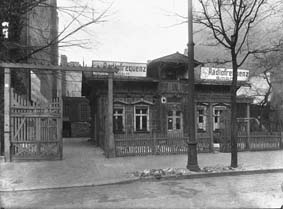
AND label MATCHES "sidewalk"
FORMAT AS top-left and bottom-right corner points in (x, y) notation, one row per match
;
(1, 138), (283, 192)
